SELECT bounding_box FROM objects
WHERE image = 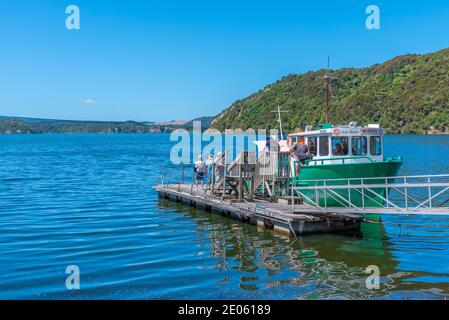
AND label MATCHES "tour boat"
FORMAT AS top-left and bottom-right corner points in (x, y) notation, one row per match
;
(287, 122), (403, 208)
